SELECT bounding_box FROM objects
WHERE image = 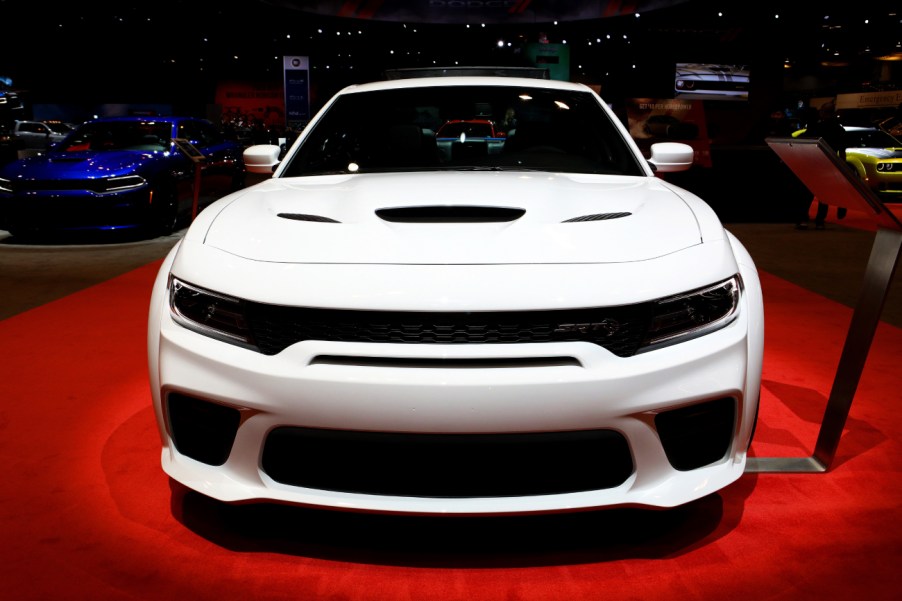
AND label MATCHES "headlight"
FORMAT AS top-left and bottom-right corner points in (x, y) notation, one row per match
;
(639, 276), (741, 353)
(0, 177), (11, 193)
(99, 175), (146, 192)
(876, 162), (897, 173)
(169, 278), (257, 349)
